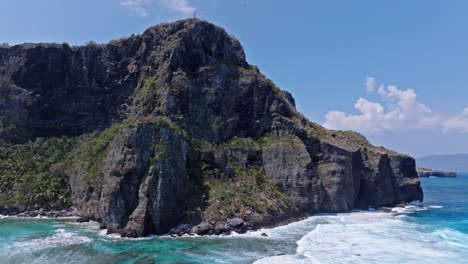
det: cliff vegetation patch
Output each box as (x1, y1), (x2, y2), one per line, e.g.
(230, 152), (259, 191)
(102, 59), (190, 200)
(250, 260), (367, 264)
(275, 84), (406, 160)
(0, 137), (77, 209)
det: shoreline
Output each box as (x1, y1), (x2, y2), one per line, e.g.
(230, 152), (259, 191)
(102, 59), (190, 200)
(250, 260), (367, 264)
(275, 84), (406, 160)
(1, 180), (465, 264)
(0, 208), (76, 219)
(0, 203), (419, 239)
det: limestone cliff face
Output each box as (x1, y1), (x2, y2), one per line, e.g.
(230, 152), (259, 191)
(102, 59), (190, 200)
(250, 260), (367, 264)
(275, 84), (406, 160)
(0, 19), (423, 237)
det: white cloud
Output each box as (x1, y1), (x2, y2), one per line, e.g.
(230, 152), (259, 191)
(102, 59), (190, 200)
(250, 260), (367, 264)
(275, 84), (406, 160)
(325, 98), (390, 134)
(442, 108), (468, 133)
(160, 0), (195, 15)
(365, 76), (376, 92)
(120, 0), (195, 16)
(120, 0), (152, 17)
(323, 76), (468, 134)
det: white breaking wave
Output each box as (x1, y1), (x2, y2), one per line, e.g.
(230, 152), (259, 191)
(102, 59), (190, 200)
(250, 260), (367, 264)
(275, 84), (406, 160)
(6, 228), (92, 252)
(228, 215), (325, 240)
(96, 228), (154, 241)
(0, 227), (95, 264)
(254, 208), (468, 264)
(73, 221), (153, 241)
(98, 229), (123, 239)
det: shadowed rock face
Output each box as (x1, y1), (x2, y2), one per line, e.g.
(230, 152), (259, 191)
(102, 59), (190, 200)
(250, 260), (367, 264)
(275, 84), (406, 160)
(0, 19), (423, 237)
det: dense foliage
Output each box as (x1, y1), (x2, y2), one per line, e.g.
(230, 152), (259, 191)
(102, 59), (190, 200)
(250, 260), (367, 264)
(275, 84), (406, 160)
(0, 137), (77, 209)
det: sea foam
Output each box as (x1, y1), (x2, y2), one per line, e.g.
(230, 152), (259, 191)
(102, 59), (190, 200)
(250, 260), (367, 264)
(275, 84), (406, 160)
(254, 208), (468, 264)
(13, 228), (93, 250)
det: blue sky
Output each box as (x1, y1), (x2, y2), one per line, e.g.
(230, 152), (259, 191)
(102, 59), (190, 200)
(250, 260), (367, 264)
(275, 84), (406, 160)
(1, 0), (467, 157)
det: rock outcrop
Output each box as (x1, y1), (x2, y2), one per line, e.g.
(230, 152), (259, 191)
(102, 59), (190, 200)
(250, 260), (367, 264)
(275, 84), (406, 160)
(417, 167), (457, 178)
(0, 19), (423, 237)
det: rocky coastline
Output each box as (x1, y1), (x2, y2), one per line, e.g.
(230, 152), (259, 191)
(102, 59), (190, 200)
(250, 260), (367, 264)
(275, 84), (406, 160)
(417, 167), (457, 178)
(0, 208), (75, 218)
(0, 18), (423, 238)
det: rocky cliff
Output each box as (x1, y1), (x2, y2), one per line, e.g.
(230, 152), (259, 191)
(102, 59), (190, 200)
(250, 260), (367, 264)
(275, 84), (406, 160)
(0, 19), (423, 237)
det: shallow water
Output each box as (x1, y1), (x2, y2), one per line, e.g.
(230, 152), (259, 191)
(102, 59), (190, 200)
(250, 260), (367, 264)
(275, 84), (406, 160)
(1, 174), (467, 263)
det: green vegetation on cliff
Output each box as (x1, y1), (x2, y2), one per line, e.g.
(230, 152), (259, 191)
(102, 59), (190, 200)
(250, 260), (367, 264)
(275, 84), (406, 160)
(0, 117), (15, 136)
(153, 116), (188, 140)
(0, 137), (77, 209)
(0, 122), (128, 209)
(187, 134), (296, 222)
(222, 133), (300, 149)
(0, 113), (192, 211)
(65, 124), (124, 185)
(203, 165), (289, 222)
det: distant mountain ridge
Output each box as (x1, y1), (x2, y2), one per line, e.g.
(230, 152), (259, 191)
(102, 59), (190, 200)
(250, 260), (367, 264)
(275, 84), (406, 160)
(417, 154), (468, 172)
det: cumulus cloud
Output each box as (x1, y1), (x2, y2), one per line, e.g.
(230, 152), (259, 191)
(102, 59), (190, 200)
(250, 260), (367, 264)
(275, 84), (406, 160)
(323, 77), (468, 134)
(120, 0), (195, 17)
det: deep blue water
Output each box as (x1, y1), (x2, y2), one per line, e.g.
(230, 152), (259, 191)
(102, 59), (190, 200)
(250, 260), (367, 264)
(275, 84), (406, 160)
(409, 173), (468, 234)
(0, 174), (467, 263)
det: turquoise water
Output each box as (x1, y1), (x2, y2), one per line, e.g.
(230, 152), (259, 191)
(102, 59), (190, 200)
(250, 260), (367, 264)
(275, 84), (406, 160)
(1, 174), (467, 264)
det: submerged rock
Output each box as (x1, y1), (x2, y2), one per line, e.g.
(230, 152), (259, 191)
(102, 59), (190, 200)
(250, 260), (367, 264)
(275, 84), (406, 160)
(0, 18), (423, 237)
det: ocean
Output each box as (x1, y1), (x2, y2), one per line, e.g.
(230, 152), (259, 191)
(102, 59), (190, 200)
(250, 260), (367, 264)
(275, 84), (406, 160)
(1, 174), (467, 264)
